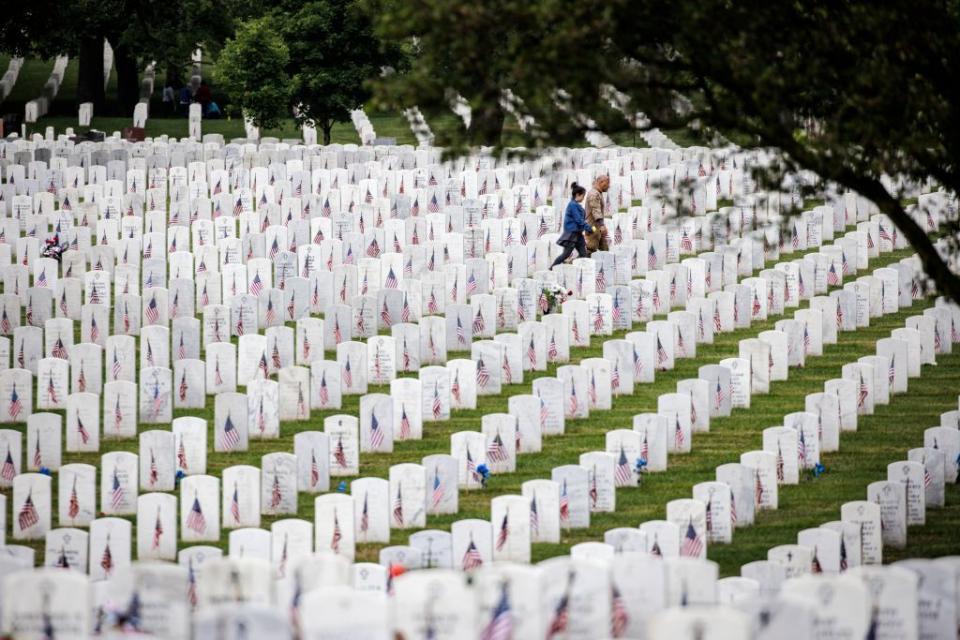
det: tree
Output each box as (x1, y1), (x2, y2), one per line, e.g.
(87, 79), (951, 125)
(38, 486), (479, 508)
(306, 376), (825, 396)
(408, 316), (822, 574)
(0, 0), (237, 115)
(216, 0), (403, 144)
(367, 0), (960, 301)
(214, 19), (292, 130)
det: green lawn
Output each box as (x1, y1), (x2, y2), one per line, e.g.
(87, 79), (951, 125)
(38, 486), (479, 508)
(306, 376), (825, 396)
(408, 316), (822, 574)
(3, 239), (958, 575)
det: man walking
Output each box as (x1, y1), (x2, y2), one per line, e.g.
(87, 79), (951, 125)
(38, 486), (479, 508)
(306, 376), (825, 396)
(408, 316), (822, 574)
(584, 175), (610, 255)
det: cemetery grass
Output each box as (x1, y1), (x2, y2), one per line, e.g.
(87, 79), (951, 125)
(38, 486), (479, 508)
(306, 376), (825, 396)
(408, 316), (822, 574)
(6, 244), (959, 576)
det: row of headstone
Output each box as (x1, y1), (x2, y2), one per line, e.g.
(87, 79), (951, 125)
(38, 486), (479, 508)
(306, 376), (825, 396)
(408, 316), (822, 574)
(23, 56), (70, 125)
(0, 256), (933, 582)
(2, 534), (957, 638)
(350, 110), (376, 146)
(0, 57), (24, 103)
(403, 107), (434, 147)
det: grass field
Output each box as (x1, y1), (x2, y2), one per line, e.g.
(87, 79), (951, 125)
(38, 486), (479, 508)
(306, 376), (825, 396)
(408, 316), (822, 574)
(3, 239), (957, 576)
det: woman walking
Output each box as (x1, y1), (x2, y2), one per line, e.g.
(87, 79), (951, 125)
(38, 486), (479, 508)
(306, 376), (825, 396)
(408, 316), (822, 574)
(550, 183), (592, 269)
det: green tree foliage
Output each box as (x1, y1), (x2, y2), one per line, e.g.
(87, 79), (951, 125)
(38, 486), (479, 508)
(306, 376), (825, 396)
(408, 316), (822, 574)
(367, 0), (960, 300)
(0, 0), (237, 114)
(217, 0), (403, 143)
(213, 19), (291, 130)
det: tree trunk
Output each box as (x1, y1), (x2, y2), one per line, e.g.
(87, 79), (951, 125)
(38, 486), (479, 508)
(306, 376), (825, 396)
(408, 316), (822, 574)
(110, 40), (141, 116)
(322, 121), (333, 145)
(76, 36), (106, 112)
(165, 64), (183, 88)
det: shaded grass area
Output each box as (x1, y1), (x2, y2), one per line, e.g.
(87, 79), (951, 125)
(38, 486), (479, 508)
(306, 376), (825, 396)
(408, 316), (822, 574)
(4, 243), (959, 575)
(1, 58), (54, 109)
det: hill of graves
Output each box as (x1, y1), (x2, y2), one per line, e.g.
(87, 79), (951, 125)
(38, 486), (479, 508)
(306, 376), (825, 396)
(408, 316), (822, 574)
(0, 52), (959, 640)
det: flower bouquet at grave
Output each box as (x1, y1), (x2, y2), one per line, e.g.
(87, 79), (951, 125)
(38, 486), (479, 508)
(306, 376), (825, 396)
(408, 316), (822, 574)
(540, 283), (573, 315)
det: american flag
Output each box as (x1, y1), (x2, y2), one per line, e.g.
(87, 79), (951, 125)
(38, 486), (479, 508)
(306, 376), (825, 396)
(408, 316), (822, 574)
(568, 384), (579, 416)
(776, 444), (785, 482)
(179, 371), (189, 402)
(366, 238), (381, 258)
(90, 316), (100, 342)
(187, 493), (207, 534)
(836, 302), (844, 329)
(827, 263), (839, 286)
(0, 310), (9, 334)
(250, 271), (264, 296)
(433, 384), (442, 419)
(615, 446), (633, 486)
(680, 520), (703, 557)
(611, 364), (620, 393)
(8, 384), (22, 420)
(487, 432), (508, 462)
(77, 414), (90, 444)
(656, 336), (668, 368)
(369, 411), (384, 450)
(839, 536), (848, 571)
(798, 429), (807, 468)
(495, 512), (510, 551)
(858, 374), (869, 409)
(611, 584), (629, 638)
(153, 508), (164, 548)
(145, 296), (160, 324)
(539, 396), (550, 430)
(271, 473), (283, 509)
(220, 413), (240, 451)
(596, 266), (606, 292)
(176, 437), (189, 472)
(803, 325), (811, 352)
(888, 356), (896, 385)
(755, 470), (764, 507)
(397, 405), (411, 439)
(66, 476), (80, 519)
(589, 469), (599, 507)
(572, 317), (582, 343)
(473, 308), (485, 334)
(359, 492), (370, 536)
(457, 316), (467, 346)
(467, 272), (478, 296)
(331, 511), (343, 553)
(343, 359), (353, 389)
(144, 448), (158, 487)
(548, 334), (559, 361)
(589, 372), (598, 406)
(674, 415), (685, 449)
(101, 536), (114, 575)
(393, 484), (404, 526)
(431, 468), (444, 510)
(546, 586), (570, 638)
(265, 298), (276, 325)
(1, 446), (16, 481)
(730, 492), (737, 526)
(647, 244), (657, 270)
(52, 336), (68, 359)
(18, 491), (39, 530)
(559, 480), (570, 524)
(593, 305), (604, 334)
(480, 584), (513, 640)
(111, 467), (125, 510)
(879, 224), (892, 242)
(334, 435), (348, 468)
(462, 537), (483, 570)
(477, 357), (491, 390)
(36, 268), (47, 288)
